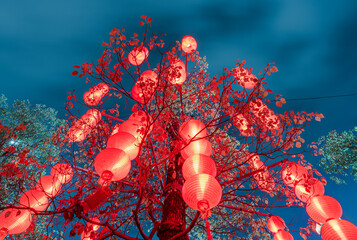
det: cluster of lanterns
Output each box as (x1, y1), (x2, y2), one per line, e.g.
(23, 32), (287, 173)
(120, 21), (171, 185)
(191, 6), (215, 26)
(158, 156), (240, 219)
(248, 154), (275, 192)
(0, 164), (73, 239)
(250, 99), (280, 130)
(67, 109), (102, 142)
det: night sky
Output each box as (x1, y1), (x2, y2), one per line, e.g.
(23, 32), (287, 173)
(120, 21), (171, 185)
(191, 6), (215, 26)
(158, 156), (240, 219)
(1, 1), (357, 239)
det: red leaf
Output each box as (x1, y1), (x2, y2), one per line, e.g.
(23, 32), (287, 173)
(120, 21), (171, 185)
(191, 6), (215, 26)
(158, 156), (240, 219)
(102, 42), (108, 47)
(72, 70), (78, 76)
(73, 65), (80, 69)
(141, 15), (147, 19)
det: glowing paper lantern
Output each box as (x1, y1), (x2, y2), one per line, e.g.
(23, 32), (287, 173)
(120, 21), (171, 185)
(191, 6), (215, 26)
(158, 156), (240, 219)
(233, 114), (253, 136)
(94, 148), (131, 181)
(0, 208), (32, 235)
(81, 217), (101, 239)
(182, 174), (222, 211)
(306, 195), (343, 223)
(281, 162), (308, 187)
(118, 120), (147, 142)
(128, 46), (149, 66)
(180, 139), (212, 160)
(295, 178), (325, 203)
(267, 216), (286, 233)
(129, 110), (153, 132)
(138, 70), (158, 84)
(168, 59), (187, 85)
(51, 163), (73, 184)
(83, 83), (109, 106)
(249, 99), (280, 130)
(132, 84), (146, 104)
(36, 175), (62, 197)
(20, 190), (49, 212)
(273, 230), (294, 240)
(321, 219), (357, 240)
(107, 132), (140, 160)
(182, 35), (197, 53)
(179, 119), (207, 141)
(234, 67), (258, 89)
(67, 109), (102, 142)
(182, 154), (217, 180)
(67, 125), (90, 142)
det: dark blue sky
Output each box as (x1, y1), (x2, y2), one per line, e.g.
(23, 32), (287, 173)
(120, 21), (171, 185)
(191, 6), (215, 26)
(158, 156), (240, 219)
(1, 1), (357, 239)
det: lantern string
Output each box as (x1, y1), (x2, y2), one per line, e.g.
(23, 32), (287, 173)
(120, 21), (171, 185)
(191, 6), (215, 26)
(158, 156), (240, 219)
(283, 93), (357, 102)
(101, 112), (125, 122)
(205, 218), (213, 240)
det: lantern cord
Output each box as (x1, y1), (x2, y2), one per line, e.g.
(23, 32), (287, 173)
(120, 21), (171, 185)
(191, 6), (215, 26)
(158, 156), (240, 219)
(205, 218), (213, 240)
(101, 112), (125, 122)
(218, 204), (271, 217)
(284, 93), (357, 102)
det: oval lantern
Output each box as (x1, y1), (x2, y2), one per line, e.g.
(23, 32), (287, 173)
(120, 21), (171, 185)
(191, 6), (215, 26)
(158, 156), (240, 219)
(20, 190), (49, 212)
(180, 139), (212, 160)
(267, 216), (286, 233)
(94, 148), (131, 182)
(128, 46), (149, 66)
(0, 208), (32, 235)
(138, 70), (158, 85)
(118, 120), (147, 142)
(306, 195), (343, 223)
(295, 178), (325, 203)
(67, 125), (89, 142)
(107, 132), (140, 160)
(168, 59), (187, 85)
(129, 111), (153, 132)
(273, 230), (294, 240)
(81, 109), (102, 128)
(132, 84), (146, 104)
(36, 175), (62, 198)
(179, 119), (207, 141)
(281, 162), (308, 187)
(182, 35), (197, 53)
(182, 154), (217, 180)
(51, 163), (73, 184)
(83, 83), (109, 106)
(182, 174), (222, 211)
(234, 67), (258, 89)
(321, 219), (357, 240)
(233, 114), (253, 136)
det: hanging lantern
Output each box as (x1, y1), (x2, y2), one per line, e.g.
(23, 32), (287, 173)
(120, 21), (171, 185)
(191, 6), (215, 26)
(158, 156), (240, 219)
(181, 35), (197, 53)
(51, 163), (73, 184)
(306, 195), (343, 223)
(81, 217), (101, 240)
(107, 132), (140, 160)
(321, 219), (357, 240)
(0, 208), (32, 235)
(36, 175), (62, 198)
(128, 46), (149, 66)
(67, 125), (90, 142)
(295, 178), (325, 203)
(182, 174), (222, 211)
(20, 190), (49, 212)
(138, 70), (158, 85)
(281, 162), (308, 187)
(179, 119), (207, 141)
(83, 83), (109, 106)
(250, 99), (280, 130)
(233, 114), (253, 136)
(132, 84), (146, 104)
(234, 67), (258, 89)
(267, 216), (286, 233)
(129, 110), (153, 132)
(180, 139), (212, 160)
(118, 120), (147, 142)
(80, 109), (102, 128)
(94, 148), (131, 182)
(182, 154), (217, 180)
(273, 230), (294, 240)
(168, 59), (187, 85)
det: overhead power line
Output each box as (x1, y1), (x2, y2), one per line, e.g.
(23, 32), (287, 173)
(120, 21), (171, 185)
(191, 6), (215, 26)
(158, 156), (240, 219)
(286, 93), (357, 102)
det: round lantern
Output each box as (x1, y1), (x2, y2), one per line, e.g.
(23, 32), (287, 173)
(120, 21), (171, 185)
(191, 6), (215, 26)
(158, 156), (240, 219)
(267, 216), (286, 233)
(132, 84), (146, 104)
(83, 83), (109, 106)
(182, 174), (222, 211)
(233, 114), (253, 136)
(321, 219), (357, 240)
(107, 132), (140, 160)
(51, 163), (73, 184)
(306, 195), (343, 223)
(36, 175), (62, 197)
(94, 148), (131, 181)
(168, 59), (187, 85)
(295, 178), (325, 203)
(179, 119), (207, 141)
(138, 70), (158, 85)
(129, 111), (153, 132)
(182, 35), (197, 53)
(273, 230), (294, 240)
(182, 154), (217, 180)
(128, 46), (149, 66)
(234, 67), (258, 89)
(180, 139), (212, 160)
(281, 162), (308, 187)
(0, 208), (32, 235)
(118, 120), (147, 142)
(20, 190), (49, 212)
(67, 125), (89, 142)
(81, 109), (102, 128)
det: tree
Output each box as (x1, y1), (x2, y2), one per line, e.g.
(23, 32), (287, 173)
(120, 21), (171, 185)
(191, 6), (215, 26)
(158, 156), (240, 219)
(317, 127), (357, 184)
(1, 17), (337, 240)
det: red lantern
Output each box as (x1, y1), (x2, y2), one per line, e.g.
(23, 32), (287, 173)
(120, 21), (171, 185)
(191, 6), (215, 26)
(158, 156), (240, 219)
(234, 67), (258, 89)
(273, 230), (294, 240)
(94, 148), (131, 181)
(118, 120), (147, 142)
(36, 175), (62, 197)
(295, 178), (325, 203)
(0, 208), (32, 234)
(233, 114), (253, 136)
(180, 139), (212, 160)
(179, 119), (207, 141)
(182, 35), (197, 53)
(267, 216), (286, 233)
(306, 195), (343, 223)
(250, 99), (280, 130)
(321, 219), (357, 240)
(182, 154), (217, 180)
(67, 126), (89, 142)
(20, 190), (49, 212)
(107, 132), (140, 160)
(83, 83), (109, 106)
(138, 70), (158, 85)
(51, 163), (73, 184)
(129, 110), (153, 132)
(281, 162), (308, 187)
(132, 84), (146, 104)
(128, 46), (149, 66)
(168, 59), (187, 85)
(182, 174), (222, 211)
